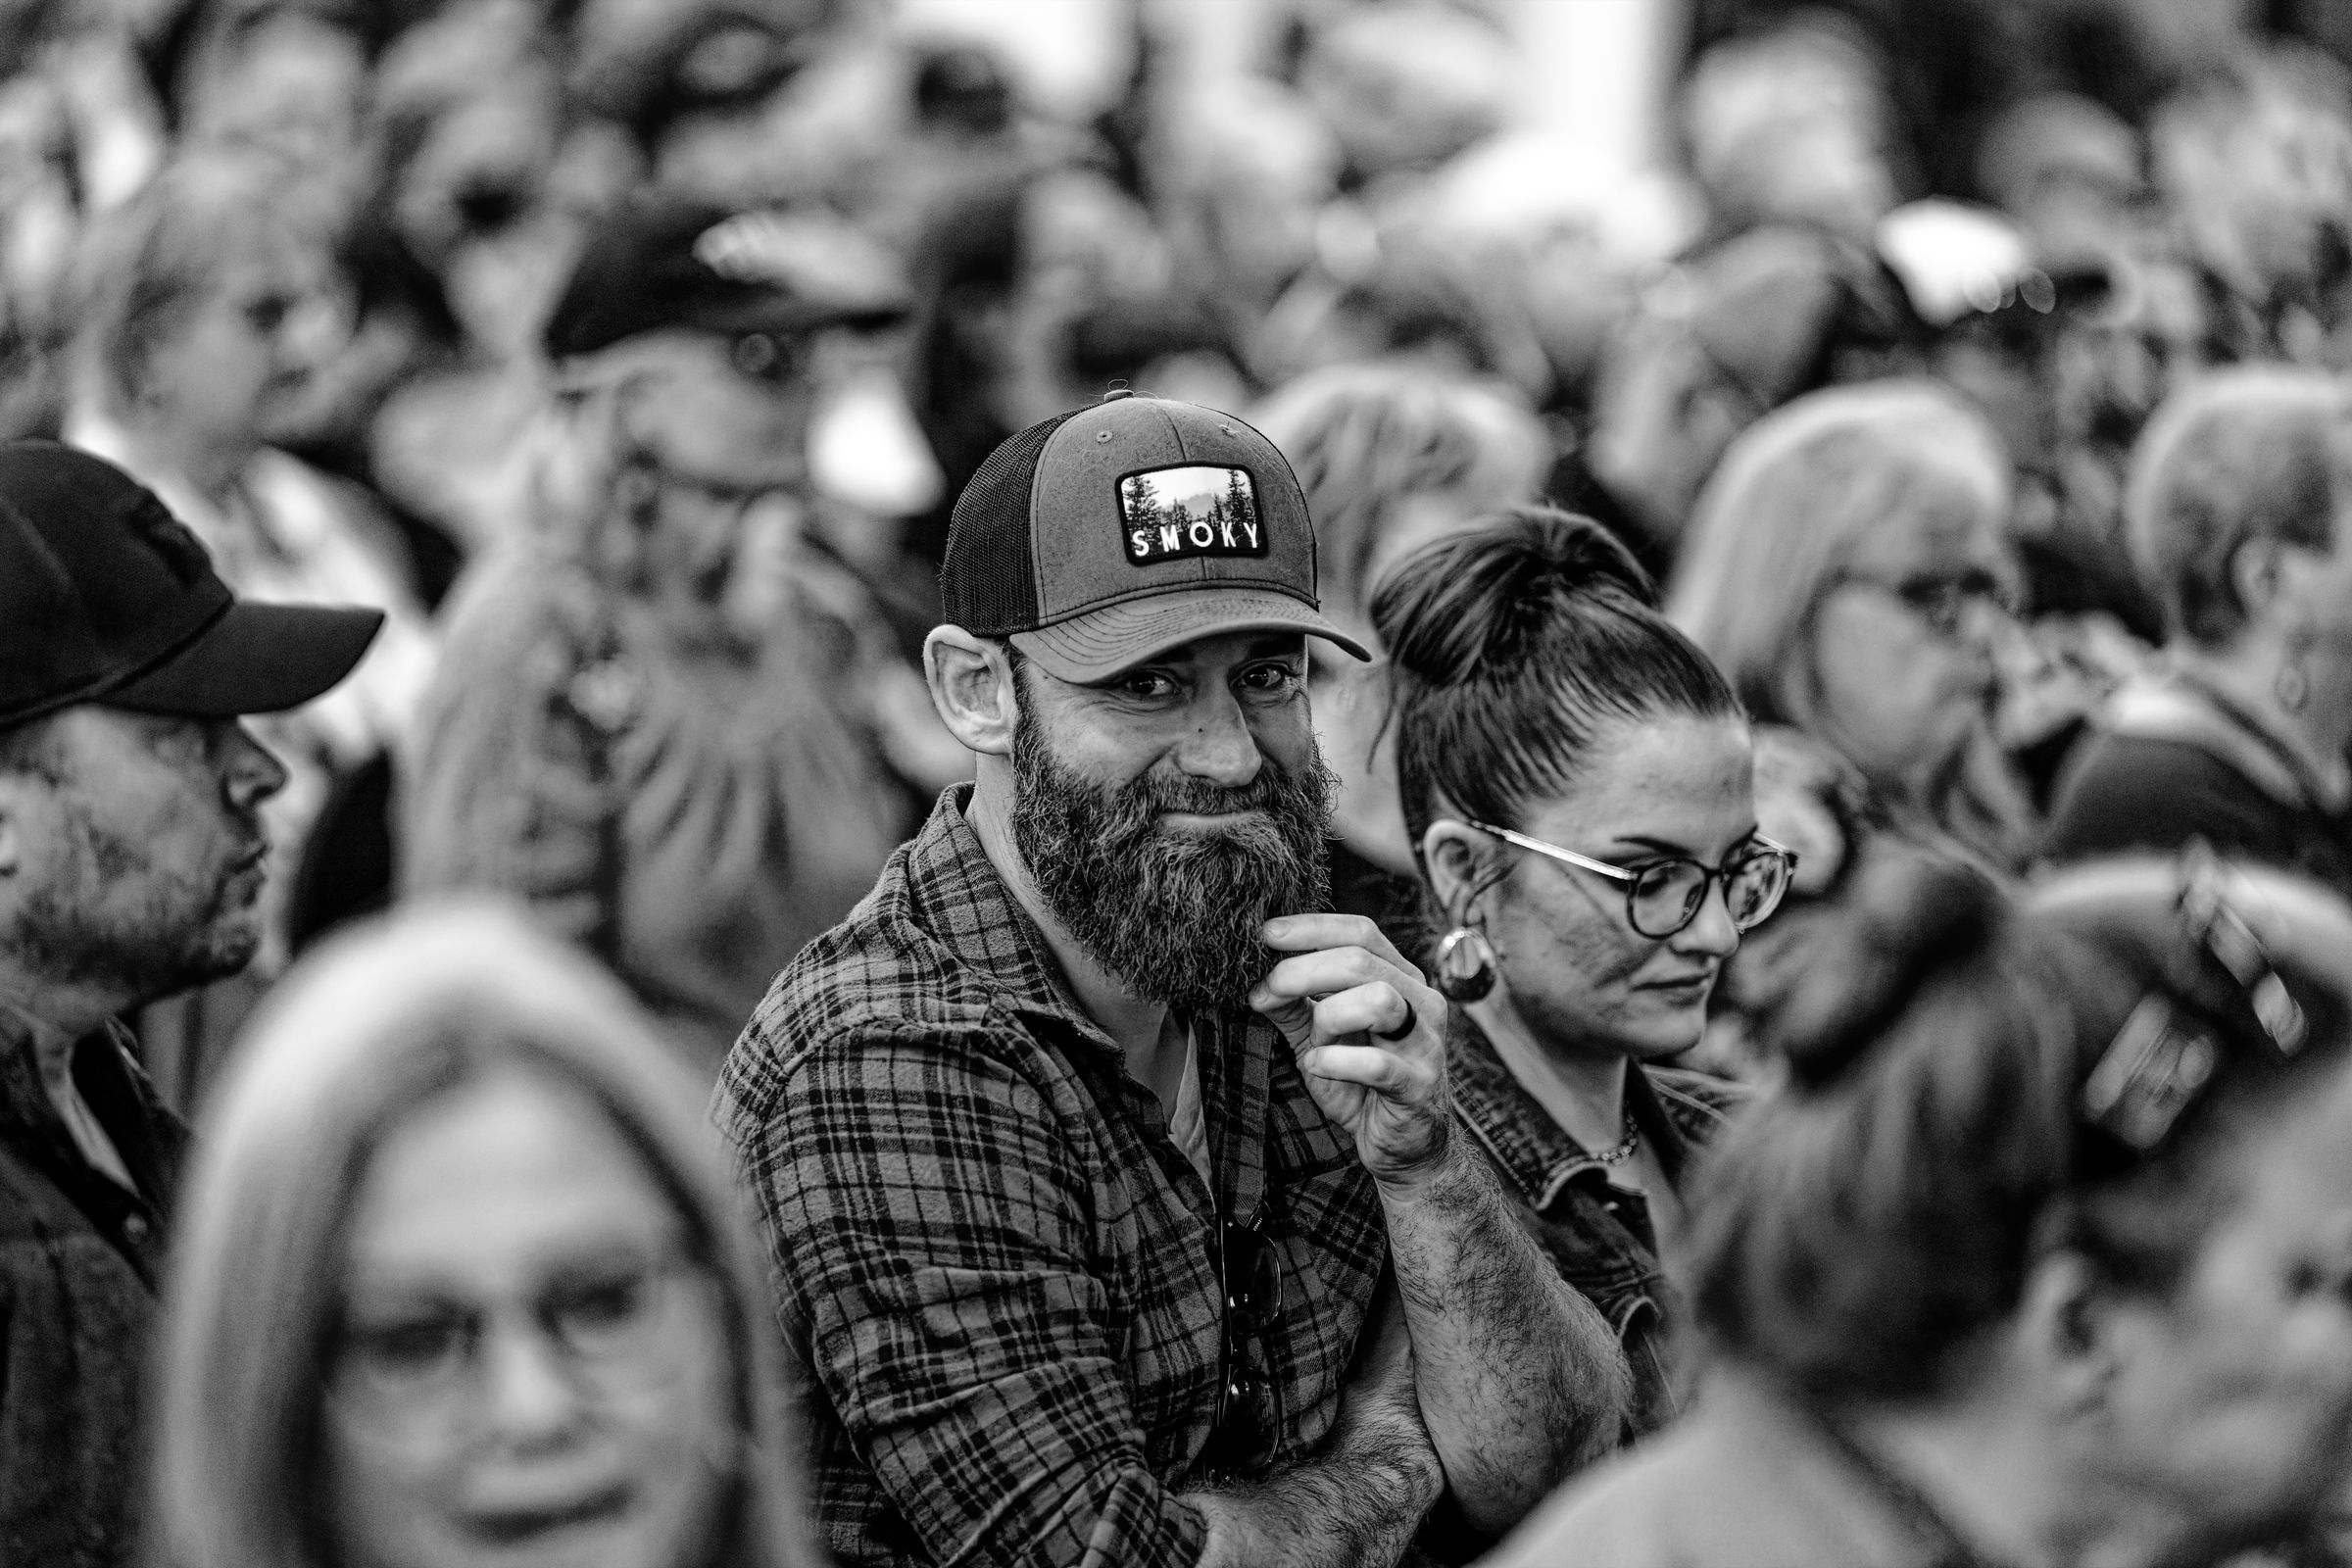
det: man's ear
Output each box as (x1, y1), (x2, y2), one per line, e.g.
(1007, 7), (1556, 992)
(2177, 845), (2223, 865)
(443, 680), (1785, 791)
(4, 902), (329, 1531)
(2015, 1250), (2122, 1423)
(924, 626), (1020, 760)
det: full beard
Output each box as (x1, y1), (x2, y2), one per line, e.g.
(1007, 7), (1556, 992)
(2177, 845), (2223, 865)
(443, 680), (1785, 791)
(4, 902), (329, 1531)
(1011, 711), (1335, 1013)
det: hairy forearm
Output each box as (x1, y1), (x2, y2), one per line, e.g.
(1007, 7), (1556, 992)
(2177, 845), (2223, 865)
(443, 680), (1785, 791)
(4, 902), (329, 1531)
(1381, 1139), (1633, 1534)
(1188, 1394), (1444, 1568)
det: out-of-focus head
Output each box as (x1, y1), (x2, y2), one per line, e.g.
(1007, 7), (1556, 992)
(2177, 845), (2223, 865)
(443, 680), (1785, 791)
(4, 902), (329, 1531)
(152, 901), (814, 1568)
(1585, 222), (1861, 544)
(72, 149), (339, 455)
(1157, 77), (1340, 303)
(1250, 364), (1547, 640)
(370, 0), (565, 274)
(0, 440), (376, 1011)
(178, 10), (368, 196)
(1690, 852), (2352, 1557)
(1680, 11), (1899, 238)
(2153, 48), (2352, 305)
(1298, 1), (1511, 182)
(539, 194), (911, 626)
(1378, 508), (1765, 1058)
(2124, 365), (2352, 658)
(1669, 379), (2016, 798)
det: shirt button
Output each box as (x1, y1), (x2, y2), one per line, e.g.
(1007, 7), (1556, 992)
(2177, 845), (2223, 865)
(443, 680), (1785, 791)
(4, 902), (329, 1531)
(122, 1214), (149, 1243)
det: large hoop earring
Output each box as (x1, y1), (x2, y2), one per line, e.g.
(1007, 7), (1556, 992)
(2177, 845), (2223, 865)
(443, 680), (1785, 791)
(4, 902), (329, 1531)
(1434, 926), (1498, 1003)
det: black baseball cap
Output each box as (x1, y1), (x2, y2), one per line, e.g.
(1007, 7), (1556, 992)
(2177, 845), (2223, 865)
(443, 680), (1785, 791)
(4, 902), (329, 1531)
(940, 391), (1370, 682)
(0, 441), (382, 728)
(544, 194), (914, 360)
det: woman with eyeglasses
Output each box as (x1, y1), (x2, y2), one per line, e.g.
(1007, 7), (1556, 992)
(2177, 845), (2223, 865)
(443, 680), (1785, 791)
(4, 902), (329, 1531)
(1668, 378), (2035, 874)
(1373, 507), (1792, 1455)
(1488, 852), (2352, 1568)
(147, 901), (816, 1568)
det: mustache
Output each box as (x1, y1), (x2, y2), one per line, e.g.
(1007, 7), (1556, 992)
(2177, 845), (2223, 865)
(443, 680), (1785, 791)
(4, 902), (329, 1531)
(1118, 768), (1298, 819)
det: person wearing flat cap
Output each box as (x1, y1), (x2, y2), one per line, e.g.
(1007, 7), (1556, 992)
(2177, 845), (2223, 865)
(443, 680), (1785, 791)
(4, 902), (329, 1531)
(717, 393), (1631, 1568)
(0, 440), (378, 1567)
(402, 193), (930, 1073)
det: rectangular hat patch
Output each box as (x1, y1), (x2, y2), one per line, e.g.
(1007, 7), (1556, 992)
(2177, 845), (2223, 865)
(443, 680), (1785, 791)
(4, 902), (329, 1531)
(1118, 465), (1267, 564)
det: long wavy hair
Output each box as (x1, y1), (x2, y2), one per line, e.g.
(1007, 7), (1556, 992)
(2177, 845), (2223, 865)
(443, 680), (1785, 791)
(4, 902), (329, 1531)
(149, 899), (817, 1568)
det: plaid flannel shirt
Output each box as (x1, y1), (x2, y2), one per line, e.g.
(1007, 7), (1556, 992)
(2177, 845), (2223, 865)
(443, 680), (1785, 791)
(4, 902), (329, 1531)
(716, 786), (1388, 1568)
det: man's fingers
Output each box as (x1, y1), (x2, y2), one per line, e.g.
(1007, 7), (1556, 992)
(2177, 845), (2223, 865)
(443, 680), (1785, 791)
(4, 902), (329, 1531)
(1261, 913), (1426, 985)
(1251, 947), (1430, 1016)
(1299, 1042), (1427, 1096)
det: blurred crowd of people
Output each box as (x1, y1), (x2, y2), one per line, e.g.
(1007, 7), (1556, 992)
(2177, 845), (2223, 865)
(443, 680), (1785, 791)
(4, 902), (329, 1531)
(18, 0), (2352, 1564)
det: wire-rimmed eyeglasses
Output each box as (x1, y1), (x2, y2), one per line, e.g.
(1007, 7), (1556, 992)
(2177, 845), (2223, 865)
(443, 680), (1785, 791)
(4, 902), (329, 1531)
(1462, 820), (1799, 940)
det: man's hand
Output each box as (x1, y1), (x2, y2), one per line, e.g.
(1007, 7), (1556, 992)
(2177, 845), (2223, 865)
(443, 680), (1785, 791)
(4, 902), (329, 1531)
(1249, 914), (1451, 1186)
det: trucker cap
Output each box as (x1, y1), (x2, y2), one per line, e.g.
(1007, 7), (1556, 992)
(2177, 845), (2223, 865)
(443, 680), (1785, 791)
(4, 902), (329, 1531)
(544, 193), (915, 360)
(0, 441), (382, 728)
(939, 391), (1371, 682)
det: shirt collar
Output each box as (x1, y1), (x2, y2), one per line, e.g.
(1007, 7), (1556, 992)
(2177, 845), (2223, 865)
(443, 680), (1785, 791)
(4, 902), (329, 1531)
(903, 784), (1129, 1061)
(904, 785), (1282, 1218)
(1447, 1015), (1701, 1210)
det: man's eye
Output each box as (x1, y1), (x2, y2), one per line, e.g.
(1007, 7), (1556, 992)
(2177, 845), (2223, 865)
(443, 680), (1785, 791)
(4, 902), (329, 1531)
(1118, 671), (1179, 700)
(1239, 663), (1303, 695)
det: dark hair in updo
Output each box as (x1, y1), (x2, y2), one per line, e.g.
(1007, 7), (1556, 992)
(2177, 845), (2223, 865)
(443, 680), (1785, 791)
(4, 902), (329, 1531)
(1689, 853), (2352, 1404)
(1371, 506), (1743, 867)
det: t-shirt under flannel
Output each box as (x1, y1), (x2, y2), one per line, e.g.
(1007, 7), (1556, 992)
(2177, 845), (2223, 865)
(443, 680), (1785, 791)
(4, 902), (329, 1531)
(715, 785), (1388, 1568)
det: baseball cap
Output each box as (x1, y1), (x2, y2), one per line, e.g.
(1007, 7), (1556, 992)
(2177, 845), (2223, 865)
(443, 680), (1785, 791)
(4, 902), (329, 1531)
(940, 391), (1371, 682)
(0, 441), (382, 728)
(544, 193), (914, 360)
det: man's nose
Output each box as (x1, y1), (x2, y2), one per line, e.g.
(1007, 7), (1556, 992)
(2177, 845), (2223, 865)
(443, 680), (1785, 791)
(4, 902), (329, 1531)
(220, 722), (289, 812)
(1173, 687), (1265, 789)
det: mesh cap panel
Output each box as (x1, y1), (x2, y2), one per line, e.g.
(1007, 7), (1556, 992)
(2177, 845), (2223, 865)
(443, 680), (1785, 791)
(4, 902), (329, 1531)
(940, 409), (1078, 635)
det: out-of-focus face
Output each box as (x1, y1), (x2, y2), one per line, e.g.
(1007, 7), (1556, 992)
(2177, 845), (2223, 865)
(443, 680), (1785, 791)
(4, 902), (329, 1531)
(1801, 461), (2017, 793)
(138, 220), (332, 457)
(187, 17), (367, 185)
(599, 328), (820, 635)
(0, 710), (282, 1006)
(2095, 1059), (2352, 1552)
(1482, 713), (1758, 1060)
(2166, 85), (2352, 301)
(322, 1064), (739, 1568)
(2275, 474), (2352, 728)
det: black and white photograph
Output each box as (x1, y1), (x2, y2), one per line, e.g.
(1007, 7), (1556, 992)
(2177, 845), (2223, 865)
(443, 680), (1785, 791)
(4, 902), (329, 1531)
(8, 1), (2352, 1566)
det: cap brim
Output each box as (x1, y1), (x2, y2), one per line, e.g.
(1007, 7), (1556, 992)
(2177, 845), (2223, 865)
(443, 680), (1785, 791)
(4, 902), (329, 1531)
(103, 601), (383, 718)
(1011, 589), (1371, 684)
(701, 288), (913, 340)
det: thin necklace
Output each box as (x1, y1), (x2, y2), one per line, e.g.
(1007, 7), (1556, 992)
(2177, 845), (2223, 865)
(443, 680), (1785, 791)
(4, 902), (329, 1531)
(1592, 1110), (1641, 1166)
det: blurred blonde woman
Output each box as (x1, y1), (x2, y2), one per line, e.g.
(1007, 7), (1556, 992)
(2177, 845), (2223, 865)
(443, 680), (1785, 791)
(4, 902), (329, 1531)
(1670, 378), (2035, 871)
(150, 900), (815, 1568)
(1251, 364), (1548, 927)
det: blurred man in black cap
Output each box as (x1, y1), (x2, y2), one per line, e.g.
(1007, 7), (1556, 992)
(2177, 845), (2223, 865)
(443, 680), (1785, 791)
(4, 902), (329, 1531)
(403, 193), (935, 1072)
(0, 439), (379, 1567)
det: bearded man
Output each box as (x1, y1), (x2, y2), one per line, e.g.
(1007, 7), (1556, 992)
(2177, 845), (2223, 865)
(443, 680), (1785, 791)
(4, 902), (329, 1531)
(718, 392), (1629, 1568)
(0, 440), (379, 1565)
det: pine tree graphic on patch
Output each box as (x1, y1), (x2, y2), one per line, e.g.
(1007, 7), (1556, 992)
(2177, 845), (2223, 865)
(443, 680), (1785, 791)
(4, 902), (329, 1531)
(1119, 466), (1268, 564)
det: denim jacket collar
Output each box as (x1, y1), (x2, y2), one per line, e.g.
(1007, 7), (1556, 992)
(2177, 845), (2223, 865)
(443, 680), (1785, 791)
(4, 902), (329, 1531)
(1447, 1012), (1721, 1211)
